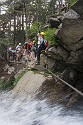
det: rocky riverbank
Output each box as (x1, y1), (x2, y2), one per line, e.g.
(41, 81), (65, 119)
(13, 69), (83, 107)
(0, 60), (25, 90)
(0, 56), (83, 107)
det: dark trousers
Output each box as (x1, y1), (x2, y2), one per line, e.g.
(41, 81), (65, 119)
(37, 42), (46, 62)
(37, 47), (42, 62)
(33, 50), (37, 58)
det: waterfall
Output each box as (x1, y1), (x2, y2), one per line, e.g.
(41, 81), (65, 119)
(0, 90), (83, 125)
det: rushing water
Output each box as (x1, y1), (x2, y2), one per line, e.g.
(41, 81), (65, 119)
(0, 90), (83, 125)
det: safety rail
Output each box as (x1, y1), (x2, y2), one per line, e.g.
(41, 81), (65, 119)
(38, 65), (83, 97)
(46, 68), (83, 97)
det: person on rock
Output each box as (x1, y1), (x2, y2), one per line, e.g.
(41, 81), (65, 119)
(36, 32), (46, 65)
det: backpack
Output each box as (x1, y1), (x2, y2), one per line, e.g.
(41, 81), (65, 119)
(40, 40), (46, 50)
(43, 40), (48, 48)
(45, 41), (48, 48)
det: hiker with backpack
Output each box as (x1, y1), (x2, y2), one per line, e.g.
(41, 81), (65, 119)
(35, 32), (47, 65)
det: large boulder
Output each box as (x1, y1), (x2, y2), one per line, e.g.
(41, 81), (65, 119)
(71, 0), (83, 16)
(49, 17), (61, 28)
(13, 71), (46, 97)
(54, 0), (83, 71)
(47, 46), (69, 61)
(56, 9), (82, 47)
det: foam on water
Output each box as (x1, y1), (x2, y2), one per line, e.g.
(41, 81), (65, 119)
(0, 91), (83, 125)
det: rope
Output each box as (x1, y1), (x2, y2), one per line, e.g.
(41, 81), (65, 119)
(45, 68), (83, 97)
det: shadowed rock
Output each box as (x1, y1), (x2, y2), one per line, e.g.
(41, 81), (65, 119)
(49, 17), (61, 28)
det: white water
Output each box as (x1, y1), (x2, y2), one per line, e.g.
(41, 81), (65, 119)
(0, 90), (83, 125)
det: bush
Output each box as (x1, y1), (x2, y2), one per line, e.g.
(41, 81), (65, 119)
(0, 80), (4, 90)
(67, 0), (77, 8)
(28, 23), (57, 45)
(44, 28), (57, 45)
(0, 38), (9, 46)
(70, 0), (77, 6)
(28, 22), (43, 38)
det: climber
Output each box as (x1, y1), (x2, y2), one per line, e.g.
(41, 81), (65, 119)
(36, 32), (46, 65)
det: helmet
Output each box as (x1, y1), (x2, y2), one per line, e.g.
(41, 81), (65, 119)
(24, 42), (27, 45)
(19, 43), (21, 45)
(40, 32), (45, 36)
(33, 40), (36, 43)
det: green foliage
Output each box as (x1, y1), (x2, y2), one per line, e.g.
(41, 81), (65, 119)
(0, 74), (15, 90)
(70, 0), (77, 6)
(44, 28), (57, 45)
(0, 72), (25, 90)
(28, 23), (57, 45)
(0, 80), (4, 90)
(28, 22), (43, 38)
(0, 38), (9, 46)
(65, 0), (77, 8)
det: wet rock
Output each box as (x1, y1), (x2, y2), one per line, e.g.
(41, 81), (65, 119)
(36, 78), (72, 105)
(67, 93), (79, 106)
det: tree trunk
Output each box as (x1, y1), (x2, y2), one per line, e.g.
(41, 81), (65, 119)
(24, 2), (28, 42)
(14, 12), (16, 46)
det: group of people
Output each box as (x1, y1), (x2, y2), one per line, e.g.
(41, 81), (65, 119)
(8, 43), (22, 62)
(8, 31), (48, 65)
(23, 39), (37, 61)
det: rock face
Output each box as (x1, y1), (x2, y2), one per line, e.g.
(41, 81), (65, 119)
(43, 0), (83, 96)
(71, 0), (83, 16)
(49, 17), (61, 28)
(55, 1), (83, 69)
